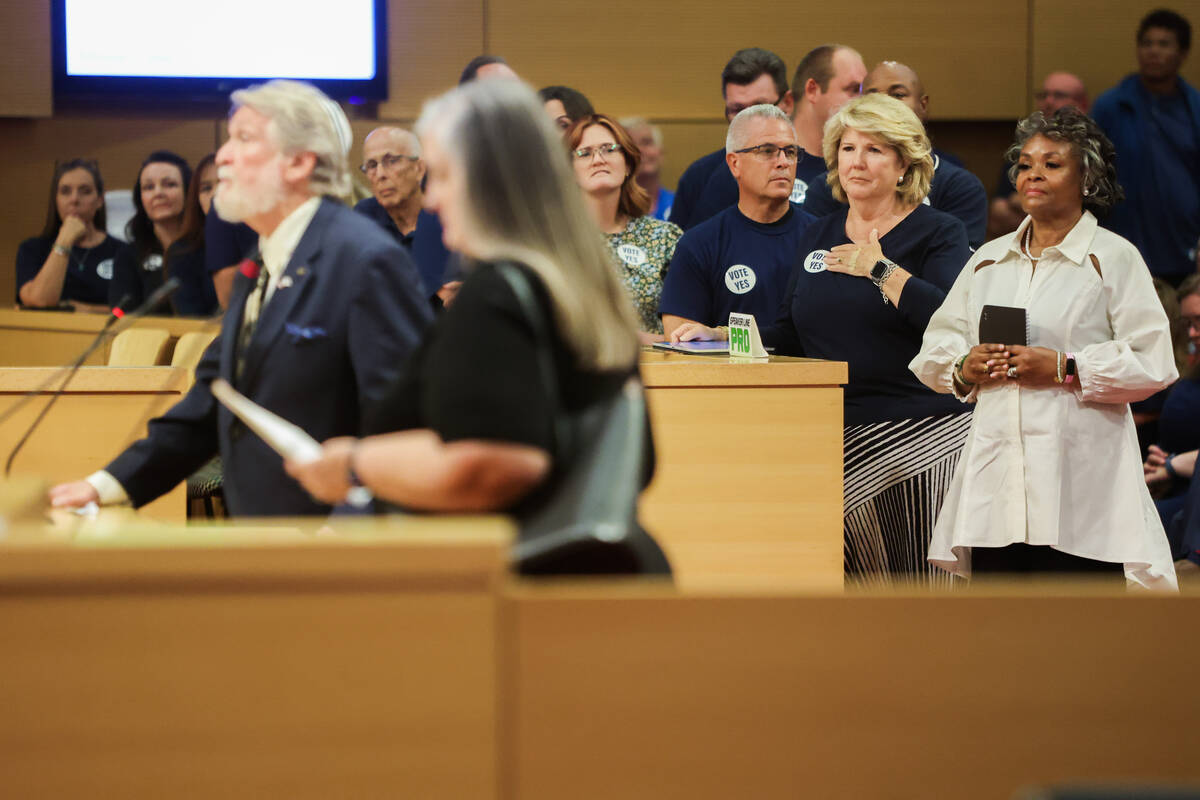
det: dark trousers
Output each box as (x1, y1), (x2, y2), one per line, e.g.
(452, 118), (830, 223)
(972, 543), (1125, 577)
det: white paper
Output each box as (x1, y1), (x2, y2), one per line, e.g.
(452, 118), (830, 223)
(211, 379), (323, 464)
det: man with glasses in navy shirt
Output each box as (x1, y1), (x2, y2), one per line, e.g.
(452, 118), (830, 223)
(669, 48), (794, 231)
(660, 105), (816, 336)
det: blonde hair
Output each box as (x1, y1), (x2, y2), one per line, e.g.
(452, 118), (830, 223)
(231, 80), (354, 200)
(822, 93), (933, 206)
(416, 80), (639, 370)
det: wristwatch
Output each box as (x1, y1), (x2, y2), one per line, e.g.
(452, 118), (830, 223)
(869, 258), (899, 287)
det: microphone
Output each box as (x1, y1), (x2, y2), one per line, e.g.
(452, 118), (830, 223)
(2, 278), (182, 476)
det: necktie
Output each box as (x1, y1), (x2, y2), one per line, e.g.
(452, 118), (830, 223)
(234, 263), (269, 382)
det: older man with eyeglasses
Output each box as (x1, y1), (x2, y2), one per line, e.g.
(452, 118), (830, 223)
(659, 105), (816, 336)
(354, 126), (459, 306)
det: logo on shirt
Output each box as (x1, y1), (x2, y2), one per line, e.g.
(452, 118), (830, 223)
(617, 244), (648, 266)
(790, 179), (808, 204)
(724, 265), (757, 294)
(96, 258), (114, 280)
(803, 250), (829, 273)
(142, 253), (164, 272)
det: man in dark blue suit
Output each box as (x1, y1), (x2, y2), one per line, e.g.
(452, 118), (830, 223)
(50, 80), (432, 516)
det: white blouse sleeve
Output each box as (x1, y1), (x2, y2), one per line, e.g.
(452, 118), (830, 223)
(909, 251), (978, 402)
(1076, 248), (1179, 404)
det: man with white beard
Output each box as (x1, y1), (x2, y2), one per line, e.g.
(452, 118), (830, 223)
(50, 80), (431, 516)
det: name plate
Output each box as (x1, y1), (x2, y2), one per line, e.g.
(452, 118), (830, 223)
(728, 312), (768, 359)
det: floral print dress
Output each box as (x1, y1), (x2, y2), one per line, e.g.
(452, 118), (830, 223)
(605, 214), (683, 334)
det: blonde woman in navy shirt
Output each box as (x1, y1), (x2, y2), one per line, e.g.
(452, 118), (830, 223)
(675, 93), (972, 584)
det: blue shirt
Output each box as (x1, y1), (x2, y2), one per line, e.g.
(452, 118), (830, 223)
(802, 156), (988, 249)
(1093, 74), (1200, 282)
(651, 186), (675, 221)
(764, 204), (971, 424)
(354, 196), (455, 298)
(204, 212), (258, 275)
(659, 205), (816, 327)
(670, 146), (826, 231)
(16, 234), (125, 307)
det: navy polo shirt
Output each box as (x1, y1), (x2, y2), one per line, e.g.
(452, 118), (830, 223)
(659, 205), (816, 328)
(204, 212), (258, 274)
(802, 155), (988, 249)
(354, 196), (455, 298)
(670, 146), (826, 231)
(764, 204), (970, 424)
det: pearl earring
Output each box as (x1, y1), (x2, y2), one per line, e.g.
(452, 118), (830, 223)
(1082, 187), (1091, 196)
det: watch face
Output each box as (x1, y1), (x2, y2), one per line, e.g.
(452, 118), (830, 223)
(870, 260), (887, 280)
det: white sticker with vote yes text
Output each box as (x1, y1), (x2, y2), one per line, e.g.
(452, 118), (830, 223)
(804, 250), (829, 273)
(724, 264), (756, 294)
(617, 244), (648, 266)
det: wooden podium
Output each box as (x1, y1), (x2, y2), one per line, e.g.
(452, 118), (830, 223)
(639, 350), (847, 590)
(0, 366), (189, 520)
(0, 308), (216, 366)
(0, 512), (512, 799)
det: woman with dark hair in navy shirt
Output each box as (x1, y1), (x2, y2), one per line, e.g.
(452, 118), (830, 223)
(161, 153), (219, 316)
(673, 94), (972, 584)
(108, 150), (193, 314)
(16, 158), (125, 312)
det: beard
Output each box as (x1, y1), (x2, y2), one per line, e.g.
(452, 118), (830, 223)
(213, 161), (285, 224)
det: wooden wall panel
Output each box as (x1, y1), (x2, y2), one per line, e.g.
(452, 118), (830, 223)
(488, 0), (1027, 121)
(1033, 0), (1200, 108)
(377, 0), (485, 118)
(0, 1), (51, 117)
(0, 116), (220, 302)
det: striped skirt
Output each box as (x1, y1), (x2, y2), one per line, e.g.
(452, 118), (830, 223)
(843, 411), (973, 586)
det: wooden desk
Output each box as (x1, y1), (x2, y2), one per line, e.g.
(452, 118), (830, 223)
(507, 581), (1200, 800)
(639, 350), (847, 590)
(0, 367), (189, 521)
(0, 513), (512, 800)
(0, 308), (218, 366)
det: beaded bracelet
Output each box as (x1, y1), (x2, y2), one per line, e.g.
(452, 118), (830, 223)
(1055, 351), (1064, 384)
(1165, 455), (1179, 481)
(953, 353), (972, 387)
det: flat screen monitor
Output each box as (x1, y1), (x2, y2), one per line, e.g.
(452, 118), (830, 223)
(52, 0), (388, 103)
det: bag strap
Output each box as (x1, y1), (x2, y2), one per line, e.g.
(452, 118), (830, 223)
(494, 262), (570, 461)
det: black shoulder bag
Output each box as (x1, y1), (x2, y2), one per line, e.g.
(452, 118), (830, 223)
(494, 263), (671, 577)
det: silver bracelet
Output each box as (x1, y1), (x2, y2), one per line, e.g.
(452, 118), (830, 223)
(52, 243), (71, 257)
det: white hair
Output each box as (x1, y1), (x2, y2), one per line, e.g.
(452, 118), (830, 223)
(364, 126), (422, 159)
(726, 104), (794, 153)
(230, 80), (353, 199)
(619, 116), (663, 148)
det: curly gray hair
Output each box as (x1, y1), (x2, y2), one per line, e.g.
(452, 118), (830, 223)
(1005, 107), (1123, 215)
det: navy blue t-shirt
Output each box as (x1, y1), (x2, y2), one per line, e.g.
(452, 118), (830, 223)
(659, 205), (816, 328)
(204, 212), (258, 274)
(354, 196), (456, 298)
(671, 146), (826, 231)
(15, 234), (125, 307)
(764, 204), (971, 424)
(802, 156), (988, 249)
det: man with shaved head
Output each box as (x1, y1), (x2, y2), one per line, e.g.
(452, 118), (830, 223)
(801, 60), (988, 248)
(354, 126), (456, 304)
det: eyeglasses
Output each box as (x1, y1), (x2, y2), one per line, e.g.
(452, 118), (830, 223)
(572, 143), (623, 161)
(1174, 314), (1200, 331)
(734, 143), (801, 162)
(359, 153), (419, 174)
(725, 95), (785, 121)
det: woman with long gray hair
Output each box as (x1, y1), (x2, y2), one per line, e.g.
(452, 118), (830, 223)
(911, 107), (1178, 588)
(285, 79), (670, 575)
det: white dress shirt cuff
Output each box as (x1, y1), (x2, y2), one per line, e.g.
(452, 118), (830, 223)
(85, 470), (131, 505)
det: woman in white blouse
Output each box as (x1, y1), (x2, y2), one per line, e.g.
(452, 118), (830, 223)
(910, 108), (1179, 589)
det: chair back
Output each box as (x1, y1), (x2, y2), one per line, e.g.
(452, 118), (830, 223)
(107, 328), (170, 366)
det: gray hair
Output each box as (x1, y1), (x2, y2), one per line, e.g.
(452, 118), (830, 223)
(416, 80), (639, 370)
(726, 104), (794, 153)
(364, 126), (422, 159)
(231, 80), (354, 199)
(1005, 108), (1123, 215)
(619, 116), (662, 148)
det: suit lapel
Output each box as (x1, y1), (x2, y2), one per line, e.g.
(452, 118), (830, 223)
(237, 199), (330, 391)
